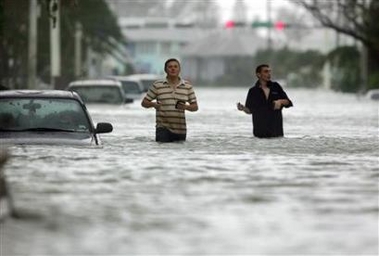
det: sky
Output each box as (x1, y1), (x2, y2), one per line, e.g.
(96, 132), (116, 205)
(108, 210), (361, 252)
(217, 0), (294, 22)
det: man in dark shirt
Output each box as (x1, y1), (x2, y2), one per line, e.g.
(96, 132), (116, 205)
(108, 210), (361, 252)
(237, 64), (293, 138)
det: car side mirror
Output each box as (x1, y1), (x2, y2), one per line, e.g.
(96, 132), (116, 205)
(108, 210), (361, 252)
(95, 122), (113, 134)
(125, 98), (134, 104)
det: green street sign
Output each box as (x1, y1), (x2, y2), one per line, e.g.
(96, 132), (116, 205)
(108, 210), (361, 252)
(252, 21), (273, 28)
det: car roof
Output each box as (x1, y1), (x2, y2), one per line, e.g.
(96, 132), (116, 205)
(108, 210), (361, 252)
(0, 90), (82, 101)
(107, 76), (141, 82)
(68, 79), (122, 87)
(126, 74), (162, 80)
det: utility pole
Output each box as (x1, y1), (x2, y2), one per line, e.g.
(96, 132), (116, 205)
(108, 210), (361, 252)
(360, 43), (368, 93)
(266, 0), (273, 64)
(86, 38), (94, 79)
(27, 0), (38, 89)
(74, 22), (83, 78)
(266, 0), (272, 50)
(359, 0), (369, 93)
(335, 0), (340, 47)
(50, 0), (61, 88)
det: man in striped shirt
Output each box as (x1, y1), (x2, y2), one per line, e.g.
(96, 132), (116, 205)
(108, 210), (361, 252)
(141, 58), (198, 142)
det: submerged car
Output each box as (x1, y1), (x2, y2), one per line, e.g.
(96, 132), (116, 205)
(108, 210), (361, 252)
(67, 79), (133, 105)
(366, 89), (379, 100)
(0, 90), (113, 145)
(125, 74), (162, 92)
(107, 76), (144, 100)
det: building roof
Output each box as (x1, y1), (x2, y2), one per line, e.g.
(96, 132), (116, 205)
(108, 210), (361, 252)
(181, 29), (267, 57)
(122, 28), (207, 43)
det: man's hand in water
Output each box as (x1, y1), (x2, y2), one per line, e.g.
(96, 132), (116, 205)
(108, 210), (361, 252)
(237, 102), (251, 114)
(237, 102), (244, 111)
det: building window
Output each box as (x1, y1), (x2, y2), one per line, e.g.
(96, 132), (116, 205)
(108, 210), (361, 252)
(161, 42), (171, 55)
(137, 42), (155, 55)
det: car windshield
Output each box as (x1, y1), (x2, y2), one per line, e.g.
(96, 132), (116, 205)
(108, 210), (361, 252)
(0, 98), (90, 132)
(69, 86), (123, 104)
(120, 81), (142, 94)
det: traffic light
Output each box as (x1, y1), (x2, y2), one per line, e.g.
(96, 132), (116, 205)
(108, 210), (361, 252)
(224, 20), (289, 30)
(224, 20), (246, 29)
(274, 21), (285, 31)
(224, 20), (235, 29)
(251, 21), (286, 31)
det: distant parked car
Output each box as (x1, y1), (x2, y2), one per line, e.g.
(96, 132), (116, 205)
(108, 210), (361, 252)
(107, 76), (144, 100)
(126, 74), (162, 92)
(365, 89), (379, 100)
(67, 79), (133, 105)
(0, 90), (113, 145)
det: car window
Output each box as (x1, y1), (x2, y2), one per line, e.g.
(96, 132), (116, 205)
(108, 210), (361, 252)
(69, 86), (123, 104)
(121, 81), (142, 94)
(0, 98), (90, 132)
(141, 79), (156, 91)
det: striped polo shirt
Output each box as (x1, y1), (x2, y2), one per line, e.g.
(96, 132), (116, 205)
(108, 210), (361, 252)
(144, 78), (197, 134)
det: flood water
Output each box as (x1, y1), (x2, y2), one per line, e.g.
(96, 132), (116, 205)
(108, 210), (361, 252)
(1, 87), (378, 255)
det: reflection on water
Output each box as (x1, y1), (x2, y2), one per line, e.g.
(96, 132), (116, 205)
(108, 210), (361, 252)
(1, 88), (378, 255)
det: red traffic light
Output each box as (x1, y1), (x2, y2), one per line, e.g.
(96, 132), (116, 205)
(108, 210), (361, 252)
(225, 20), (246, 29)
(225, 20), (235, 29)
(274, 21), (285, 31)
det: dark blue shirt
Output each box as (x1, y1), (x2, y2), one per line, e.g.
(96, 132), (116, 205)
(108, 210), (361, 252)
(245, 81), (293, 138)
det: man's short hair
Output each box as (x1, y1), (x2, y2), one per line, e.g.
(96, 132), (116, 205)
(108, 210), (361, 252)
(256, 64), (269, 74)
(164, 58), (181, 72)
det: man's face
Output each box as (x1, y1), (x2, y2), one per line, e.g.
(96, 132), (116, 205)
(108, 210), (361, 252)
(257, 67), (271, 82)
(166, 61), (181, 77)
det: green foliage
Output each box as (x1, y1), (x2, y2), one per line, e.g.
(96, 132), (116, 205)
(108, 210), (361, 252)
(327, 46), (360, 93)
(254, 48), (325, 88)
(368, 72), (379, 90)
(216, 47), (325, 88)
(217, 47), (325, 87)
(0, 0), (29, 88)
(0, 0), (126, 89)
(367, 49), (379, 90)
(72, 0), (125, 47)
(0, 0), (3, 38)
(296, 1), (379, 90)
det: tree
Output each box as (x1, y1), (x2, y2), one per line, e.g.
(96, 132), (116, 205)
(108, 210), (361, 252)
(327, 46), (360, 92)
(216, 48), (325, 87)
(275, 6), (310, 44)
(254, 47), (325, 88)
(0, 0), (127, 89)
(292, 0), (379, 90)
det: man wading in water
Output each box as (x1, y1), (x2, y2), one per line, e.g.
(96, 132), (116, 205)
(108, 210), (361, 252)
(141, 58), (198, 142)
(237, 64), (293, 138)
